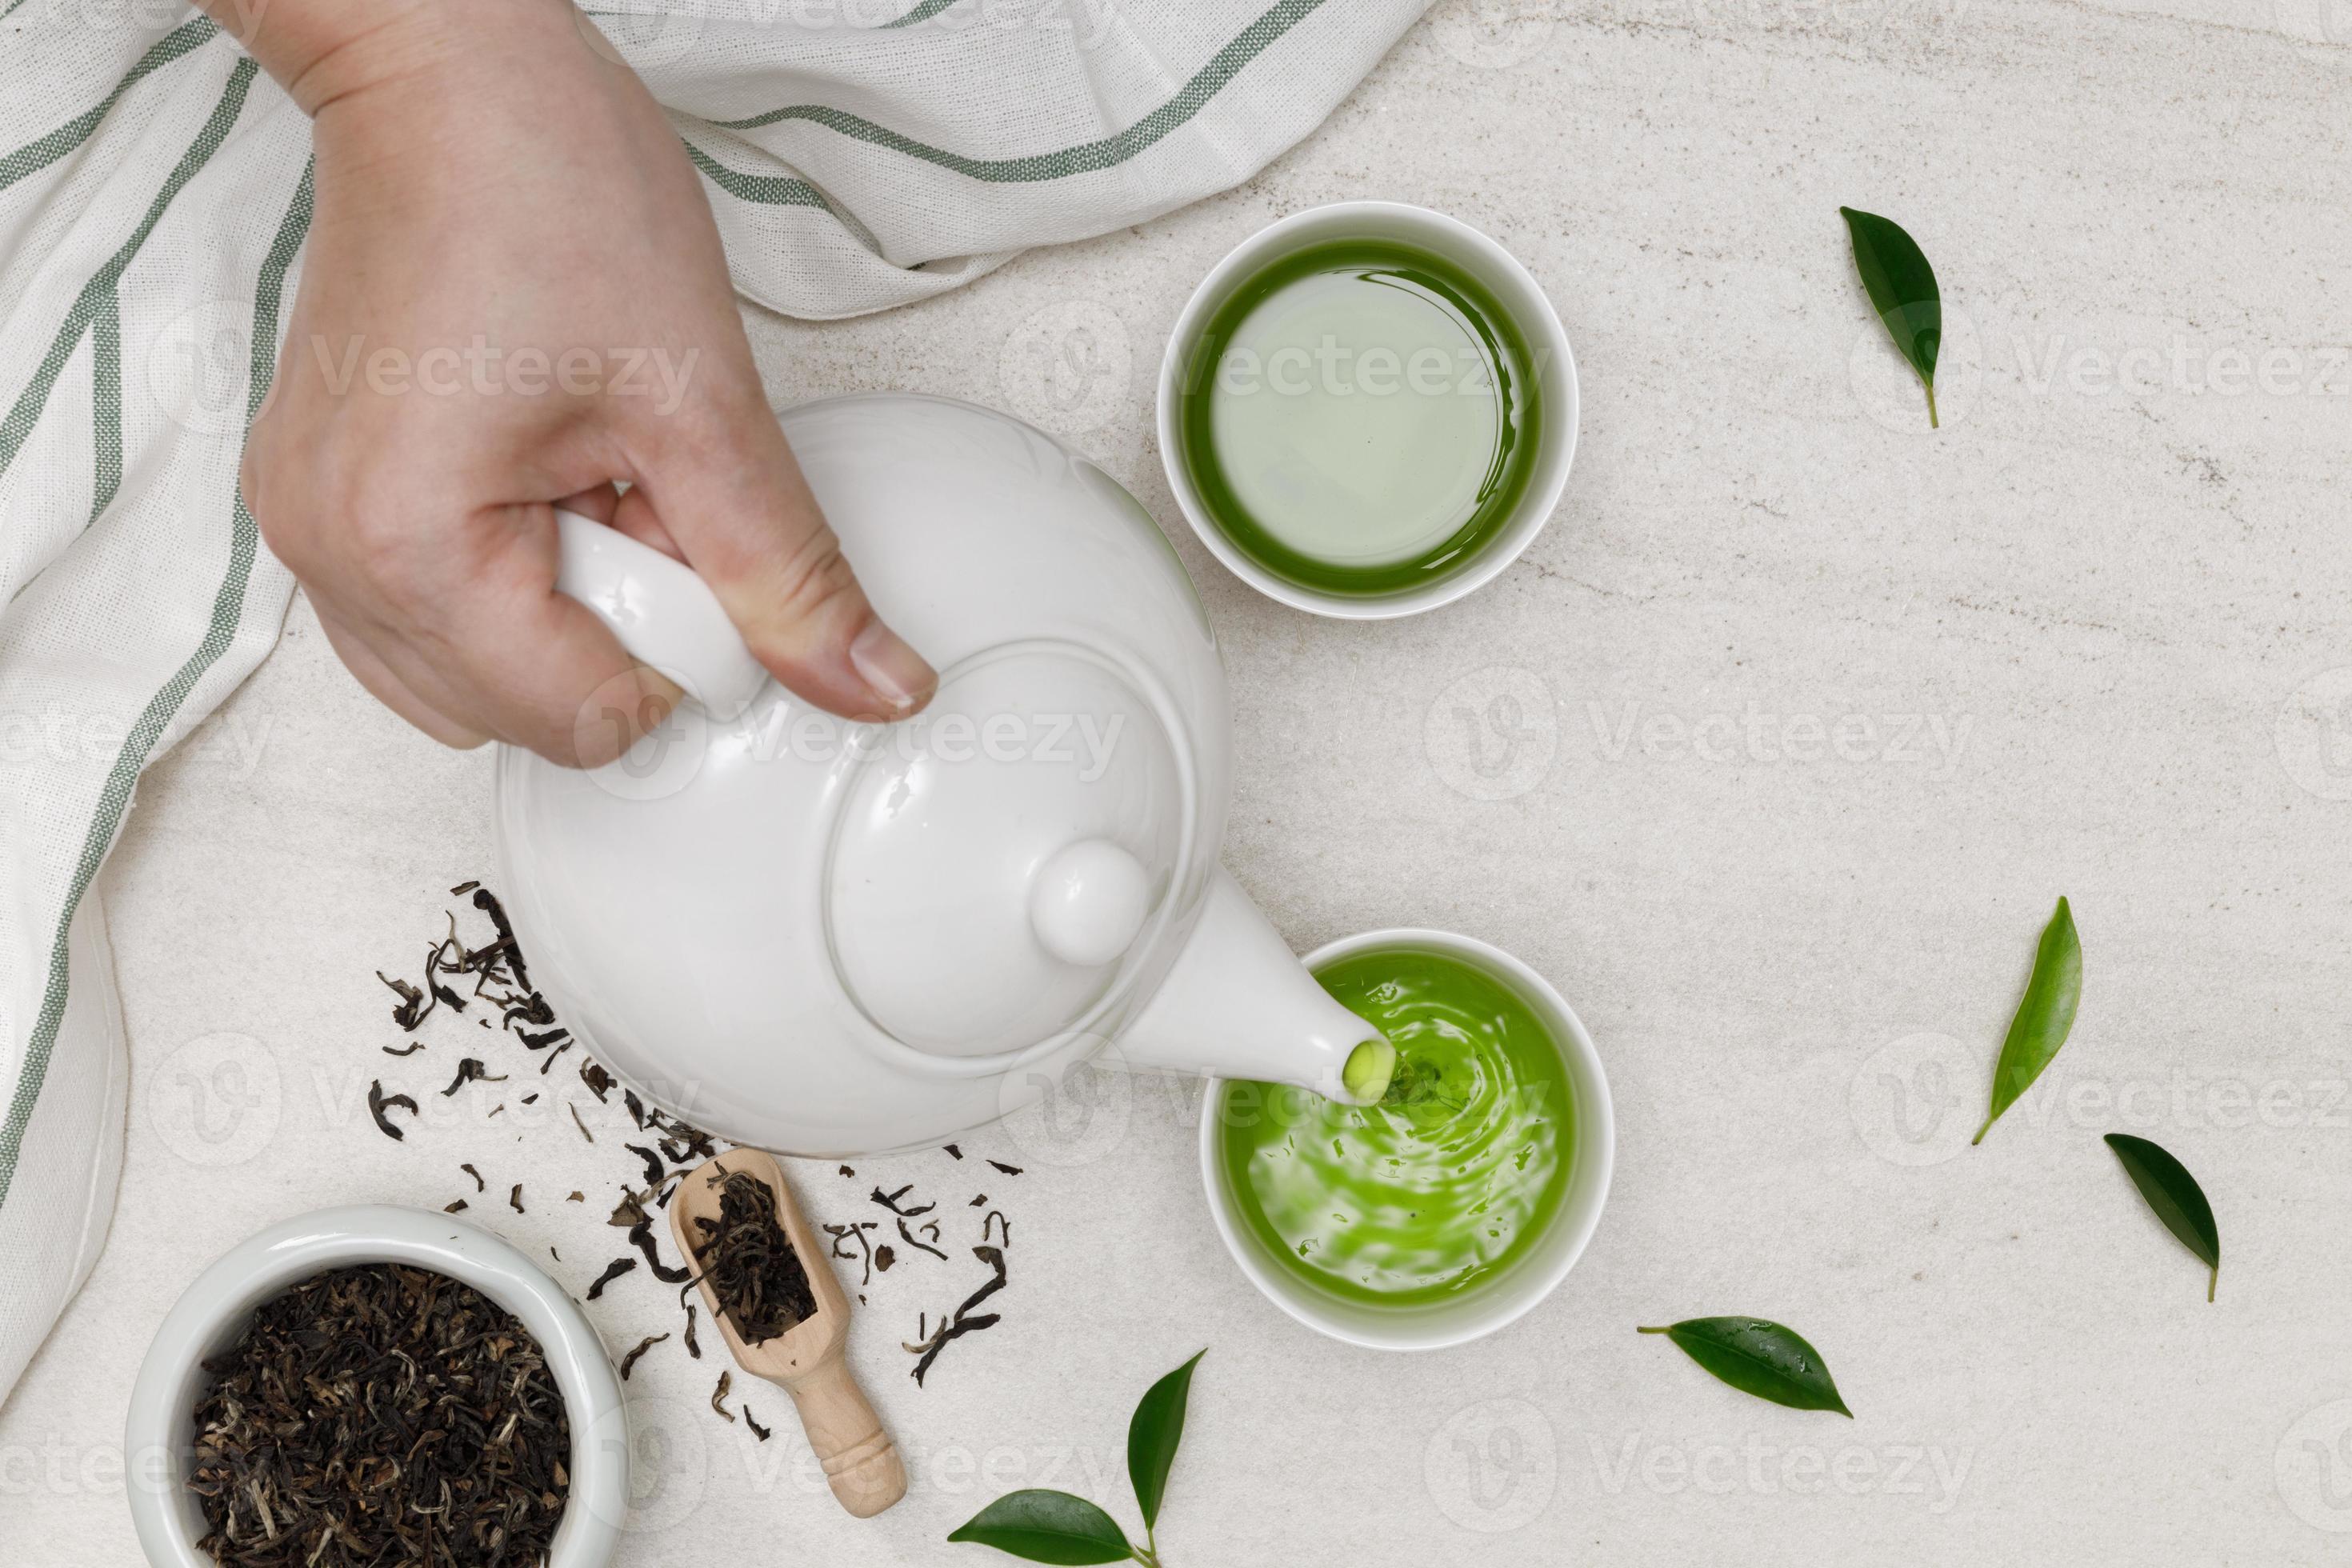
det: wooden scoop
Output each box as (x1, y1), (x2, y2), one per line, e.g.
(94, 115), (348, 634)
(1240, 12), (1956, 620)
(668, 1147), (906, 1517)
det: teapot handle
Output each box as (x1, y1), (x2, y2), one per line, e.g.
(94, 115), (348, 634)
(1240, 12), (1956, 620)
(553, 509), (768, 722)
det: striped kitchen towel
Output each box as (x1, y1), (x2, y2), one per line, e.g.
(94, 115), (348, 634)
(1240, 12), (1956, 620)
(0, 0), (1426, 1401)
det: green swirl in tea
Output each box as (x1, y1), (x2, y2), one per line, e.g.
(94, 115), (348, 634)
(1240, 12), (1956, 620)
(1175, 238), (1545, 596)
(1216, 947), (1571, 1305)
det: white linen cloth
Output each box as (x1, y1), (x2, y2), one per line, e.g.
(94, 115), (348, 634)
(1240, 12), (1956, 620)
(0, 0), (1427, 1400)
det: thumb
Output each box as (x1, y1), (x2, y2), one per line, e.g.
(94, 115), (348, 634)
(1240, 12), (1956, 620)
(626, 400), (936, 719)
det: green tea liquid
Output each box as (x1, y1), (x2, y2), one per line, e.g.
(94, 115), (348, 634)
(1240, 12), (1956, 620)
(1216, 947), (1572, 1306)
(1176, 239), (1544, 596)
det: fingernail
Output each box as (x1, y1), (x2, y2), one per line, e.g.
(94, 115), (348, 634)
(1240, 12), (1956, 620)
(849, 620), (937, 714)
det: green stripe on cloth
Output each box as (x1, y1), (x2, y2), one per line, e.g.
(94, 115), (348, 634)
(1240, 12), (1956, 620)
(90, 288), (120, 523)
(680, 138), (827, 208)
(881, 0), (961, 28)
(706, 0), (1329, 181)
(0, 82), (299, 1218)
(0, 16), (219, 196)
(0, 57), (257, 480)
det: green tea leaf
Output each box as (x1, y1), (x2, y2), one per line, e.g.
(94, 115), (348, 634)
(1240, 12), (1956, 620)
(1127, 1350), (1204, 1535)
(1974, 896), (2082, 1146)
(947, 1490), (1134, 1565)
(1638, 1318), (1851, 1416)
(2104, 1134), (2221, 1302)
(1839, 206), (1943, 427)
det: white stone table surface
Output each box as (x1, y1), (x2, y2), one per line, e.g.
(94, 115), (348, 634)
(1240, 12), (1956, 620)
(6, 1), (2352, 1562)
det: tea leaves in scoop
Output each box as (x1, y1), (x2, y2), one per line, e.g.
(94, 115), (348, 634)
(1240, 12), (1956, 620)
(686, 1168), (818, 1342)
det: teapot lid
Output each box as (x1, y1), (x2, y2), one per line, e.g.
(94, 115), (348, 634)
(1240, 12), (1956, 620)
(821, 636), (1197, 1064)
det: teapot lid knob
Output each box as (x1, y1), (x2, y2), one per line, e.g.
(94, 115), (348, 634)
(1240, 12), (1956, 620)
(1028, 838), (1150, 969)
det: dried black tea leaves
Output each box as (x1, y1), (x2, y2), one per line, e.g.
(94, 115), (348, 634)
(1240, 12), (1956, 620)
(586, 1258), (636, 1300)
(189, 1265), (567, 1568)
(441, 1058), (505, 1097)
(510, 1183), (526, 1214)
(744, 1406), (772, 1442)
(686, 1170), (817, 1345)
(461, 1162), (485, 1192)
(710, 1370), (736, 1421)
(682, 1303), (701, 1358)
(443, 1200), (468, 1214)
(377, 970), (430, 1031)
(569, 1103), (594, 1143)
(872, 1184), (934, 1218)
(381, 1041), (424, 1057)
(907, 1246), (1008, 1387)
(897, 1218), (946, 1261)
(627, 1220), (691, 1285)
(618, 1333), (668, 1380)
(366, 1081), (416, 1141)
(986, 1160), (1023, 1176)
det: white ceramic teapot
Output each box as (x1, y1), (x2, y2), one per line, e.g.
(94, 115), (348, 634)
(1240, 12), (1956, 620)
(492, 394), (1393, 1157)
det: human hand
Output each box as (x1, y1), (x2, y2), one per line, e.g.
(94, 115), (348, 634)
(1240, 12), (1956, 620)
(218, 0), (935, 762)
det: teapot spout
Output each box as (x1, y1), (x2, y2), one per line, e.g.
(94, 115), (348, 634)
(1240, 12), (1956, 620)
(1118, 869), (1394, 1104)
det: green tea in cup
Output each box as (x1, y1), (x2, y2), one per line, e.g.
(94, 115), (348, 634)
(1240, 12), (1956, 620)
(1159, 203), (1578, 618)
(1213, 945), (1574, 1306)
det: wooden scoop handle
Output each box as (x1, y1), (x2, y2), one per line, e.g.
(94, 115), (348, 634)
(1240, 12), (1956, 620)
(786, 1357), (906, 1518)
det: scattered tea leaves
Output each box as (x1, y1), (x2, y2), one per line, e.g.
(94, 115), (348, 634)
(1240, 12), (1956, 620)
(366, 1081), (416, 1141)
(2105, 1133), (2220, 1300)
(987, 1160), (1024, 1176)
(910, 1246), (1008, 1386)
(1975, 897), (2082, 1146)
(1838, 206), (1943, 427)
(710, 1370), (736, 1421)
(381, 1041), (424, 1057)
(745, 1405), (772, 1442)
(628, 1219), (692, 1284)
(949, 1490), (1130, 1566)
(442, 1199), (467, 1214)
(586, 1258), (637, 1300)
(898, 1217), (948, 1261)
(1638, 1317), (1850, 1416)
(440, 1057), (503, 1097)
(510, 1182), (526, 1214)
(618, 1332), (669, 1379)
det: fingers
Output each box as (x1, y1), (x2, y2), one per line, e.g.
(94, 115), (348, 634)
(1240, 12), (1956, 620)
(634, 388), (936, 720)
(314, 605), (490, 749)
(424, 502), (687, 767)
